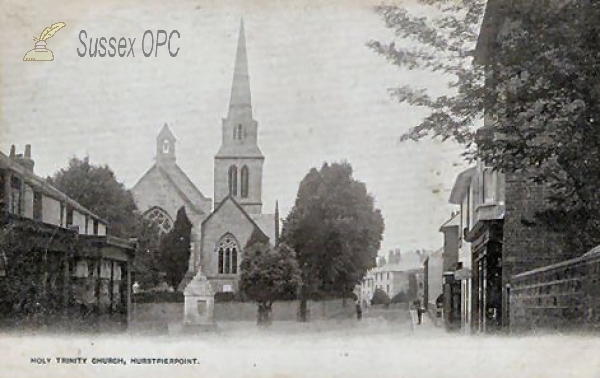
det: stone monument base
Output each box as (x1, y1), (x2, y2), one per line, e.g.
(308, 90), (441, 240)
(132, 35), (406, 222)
(183, 271), (216, 327)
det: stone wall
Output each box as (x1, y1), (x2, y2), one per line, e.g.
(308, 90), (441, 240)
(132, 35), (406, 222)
(131, 299), (356, 330)
(510, 247), (600, 332)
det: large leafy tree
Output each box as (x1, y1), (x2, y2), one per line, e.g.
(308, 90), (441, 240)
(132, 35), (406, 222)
(239, 242), (302, 325)
(281, 162), (384, 321)
(159, 206), (192, 290)
(47, 156), (137, 237)
(369, 0), (600, 253)
(48, 156), (162, 287)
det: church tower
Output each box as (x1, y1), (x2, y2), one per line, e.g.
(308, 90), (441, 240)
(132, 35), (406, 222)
(214, 19), (264, 214)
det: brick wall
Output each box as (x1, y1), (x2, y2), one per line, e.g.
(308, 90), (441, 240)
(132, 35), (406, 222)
(502, 172), (566, 288)
(510, 247), (600, 332)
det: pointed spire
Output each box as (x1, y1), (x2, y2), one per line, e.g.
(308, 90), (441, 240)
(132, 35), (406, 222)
(228, 18), (252, 118)
(156, 122), (176, 164)
(275, 200), (280, 245)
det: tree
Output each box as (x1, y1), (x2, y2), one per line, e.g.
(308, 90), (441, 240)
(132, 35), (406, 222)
(239, 242), (302, 325)
(281, 162), (385, 321)
(159, 207), (192, 290)
(47, 156), (137, 237)
(48, 156), (162, 287)
(391, 291), (408, 304)
(369, 1), (600, 254)
(371, 288), (390, 306)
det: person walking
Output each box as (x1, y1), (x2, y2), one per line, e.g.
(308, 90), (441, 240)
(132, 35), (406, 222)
(414, 299), (424, 325)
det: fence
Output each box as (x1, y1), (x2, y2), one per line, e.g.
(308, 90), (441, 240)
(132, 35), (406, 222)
(510, 246), (600, 332)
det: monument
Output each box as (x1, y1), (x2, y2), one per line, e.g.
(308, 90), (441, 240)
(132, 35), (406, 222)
(183, 270), (217, 330)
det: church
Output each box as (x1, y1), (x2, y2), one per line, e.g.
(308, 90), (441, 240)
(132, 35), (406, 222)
(132, 20), (278, 294)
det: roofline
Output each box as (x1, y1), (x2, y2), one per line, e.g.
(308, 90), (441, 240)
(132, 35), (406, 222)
(202, 194), (269, 242)
(449, 167), (477, 204)
(0, 151), (107, 223)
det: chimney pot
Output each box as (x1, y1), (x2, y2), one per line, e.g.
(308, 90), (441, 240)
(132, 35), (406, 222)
(25, 144), (31, 158)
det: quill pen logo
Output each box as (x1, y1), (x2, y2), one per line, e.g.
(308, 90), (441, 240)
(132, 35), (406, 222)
(23, 22), (66, 61)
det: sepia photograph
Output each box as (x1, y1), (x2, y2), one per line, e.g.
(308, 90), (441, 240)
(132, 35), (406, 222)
(1, 0), (599, 377)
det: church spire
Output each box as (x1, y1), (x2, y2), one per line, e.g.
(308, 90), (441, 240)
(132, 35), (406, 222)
(228, 18), (252, 119)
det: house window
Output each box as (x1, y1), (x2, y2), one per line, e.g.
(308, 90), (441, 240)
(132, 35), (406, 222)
(66, 206), (74, 226)
(143, 206), (174, 234)
(217, 234), (239, 275)
(228, 165), (238, 196)
(0, 170), (5, 213)
(482, 168), (495, 204)
(10, 176), (21, 215)
(33, 191), (43, 221)
(240, 165), (249, 198)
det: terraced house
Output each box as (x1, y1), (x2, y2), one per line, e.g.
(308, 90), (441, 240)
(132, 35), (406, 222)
(0, 145), (136, 330)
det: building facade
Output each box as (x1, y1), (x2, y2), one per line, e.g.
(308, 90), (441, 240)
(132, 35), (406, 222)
(0, 145), (135, 330)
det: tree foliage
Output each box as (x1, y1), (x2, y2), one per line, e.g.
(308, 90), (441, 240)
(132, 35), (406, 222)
(159, 206), (192, 290)
(371, 288), (391, 306)
(47, 157), (137, 237)
(281, 162), (385, 320)
(239, 242), (302, 325)
(48, 156), (163, 287)
(370, 0), (600, 253)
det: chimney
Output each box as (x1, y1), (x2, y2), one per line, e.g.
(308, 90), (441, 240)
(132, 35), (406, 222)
(16, 144), (35, 172)
(9, 145), (15, 159)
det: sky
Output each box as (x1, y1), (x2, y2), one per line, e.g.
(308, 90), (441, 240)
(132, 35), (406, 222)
(1, 0), (470, 254)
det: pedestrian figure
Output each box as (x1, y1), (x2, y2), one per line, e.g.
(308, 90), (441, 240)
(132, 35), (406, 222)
(356, 302), (363, 320)
(414, 299), (423, 325)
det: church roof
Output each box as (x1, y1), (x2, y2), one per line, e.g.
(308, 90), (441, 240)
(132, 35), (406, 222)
(250, 213), (277, 244)
(202, 194), (271, 243)
(132, 162), (211, 215)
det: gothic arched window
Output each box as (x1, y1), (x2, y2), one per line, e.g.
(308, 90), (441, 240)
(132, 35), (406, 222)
(217, 234), (240, 274)
(228, 165), (238, 196)
(143, 206), (173, 234)
(241, 165), (249, 198)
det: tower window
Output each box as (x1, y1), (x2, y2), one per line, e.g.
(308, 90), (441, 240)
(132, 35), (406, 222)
(241, 165), (249, 198)
(237, 124), (243, 140)
(162, 140), (170, 153)
(228, 165), (238, 196)
(217, 234), (240, 275)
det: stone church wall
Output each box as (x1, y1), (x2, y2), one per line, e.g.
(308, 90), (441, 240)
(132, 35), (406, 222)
(200, 200), (256, 288)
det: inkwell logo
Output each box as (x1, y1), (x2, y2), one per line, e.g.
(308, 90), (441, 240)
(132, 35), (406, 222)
(23, 22), (66, 61)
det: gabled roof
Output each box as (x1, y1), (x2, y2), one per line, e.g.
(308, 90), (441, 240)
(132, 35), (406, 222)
(132, 162), (210, 215)
(202, 194), (270, 242)
(439, 212), (460, 231)
(0, 151), (106, 223)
